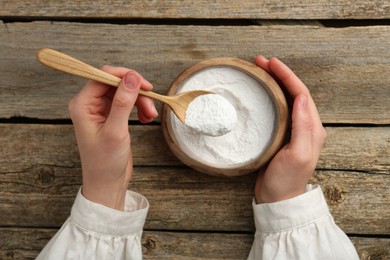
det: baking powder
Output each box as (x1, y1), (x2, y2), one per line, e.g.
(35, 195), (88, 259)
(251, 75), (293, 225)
(185, 94), (237, 137)
(171, 67), (276, 166)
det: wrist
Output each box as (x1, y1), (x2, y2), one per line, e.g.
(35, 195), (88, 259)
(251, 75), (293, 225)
(80, 164), (132, 210)
(81, 184), (128, 210)
(255, 187), (306, 204)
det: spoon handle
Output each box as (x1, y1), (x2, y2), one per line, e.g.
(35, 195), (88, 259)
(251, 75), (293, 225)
(36, 48), (168, 103)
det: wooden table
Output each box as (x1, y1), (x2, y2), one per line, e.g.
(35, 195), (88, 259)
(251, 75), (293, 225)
(1, 1), (389, 259)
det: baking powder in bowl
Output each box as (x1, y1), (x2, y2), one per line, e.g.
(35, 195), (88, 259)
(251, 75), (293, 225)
(171, 67), (276, 166)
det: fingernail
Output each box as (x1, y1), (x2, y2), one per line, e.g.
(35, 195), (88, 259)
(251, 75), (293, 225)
(124, 72), (141, 90)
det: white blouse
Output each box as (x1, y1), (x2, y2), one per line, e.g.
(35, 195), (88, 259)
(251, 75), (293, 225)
(36, 185), (359, 260)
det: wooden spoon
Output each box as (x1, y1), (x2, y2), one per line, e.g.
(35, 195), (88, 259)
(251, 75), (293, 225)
(36, 48), (214, 123)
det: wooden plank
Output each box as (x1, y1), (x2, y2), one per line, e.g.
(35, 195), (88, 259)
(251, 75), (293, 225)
(1, 22), (389, 124)
(1, 228), (389, 260)
(0, 124), (178, 171)
(310, 171), (390, 235)
(320, 127), (390, 174)
(142, 231), (253, 259)
(1, 1), (389, 19)
(138, 170), (390, 234)
(350, 237), (390, 260)
(1, 153), (389, 235)
(0, 124), (388, 173)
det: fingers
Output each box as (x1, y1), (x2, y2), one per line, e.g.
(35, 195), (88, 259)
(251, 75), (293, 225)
(100, 65), (153, 91)
(68, 80), (110, 129)
(268, 58), (310, 99)
(72, 65), (153, 106)
(267, 57), (324, 131)
(255, 55), (310, 97)
(289, 94), (313, 158)
(255, 55), (323, 126)
(105, 71), (142, 134)
(288, 94), (327, 169)
(101, 66), (158, 123)
(254, 55), (272, 74)
(136, 96), (158, 123)
(255, 55), (327, 160)
(73, 65), (157, 123)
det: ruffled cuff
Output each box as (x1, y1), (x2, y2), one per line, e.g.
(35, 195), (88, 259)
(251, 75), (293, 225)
(253, 185), (330, 233)
(70, 188), (149, 236)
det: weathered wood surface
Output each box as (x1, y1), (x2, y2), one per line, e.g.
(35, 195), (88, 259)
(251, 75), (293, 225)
(1, 123), (389, 234)
(1, 22), (390, 124)
(1, 167), (389, 234)
(1, 1), (390, 19)
(1, 3), (390, 258)
(320, 127), (390, 174)
(1, 124), (388, 173)
(350, 237), (390, 260)
(1, 228), (389, 260)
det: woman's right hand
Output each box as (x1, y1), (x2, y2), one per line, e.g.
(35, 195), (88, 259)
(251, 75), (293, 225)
(254, 56), (327, 204)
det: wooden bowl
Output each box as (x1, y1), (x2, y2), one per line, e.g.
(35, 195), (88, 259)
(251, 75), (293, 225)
(161, 58), (289, 177)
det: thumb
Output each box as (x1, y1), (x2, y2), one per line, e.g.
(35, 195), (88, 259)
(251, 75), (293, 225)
(106, 71), (142, 134)
(289, 94), (312, 156)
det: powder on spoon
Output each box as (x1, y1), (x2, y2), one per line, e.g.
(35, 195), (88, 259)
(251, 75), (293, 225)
(185, 94), (237, 137)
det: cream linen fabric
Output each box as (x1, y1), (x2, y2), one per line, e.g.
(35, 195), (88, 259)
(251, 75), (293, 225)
(37, 185), (358, 260)
(36, 189), (148, 260)
(248, 185), (359, 260)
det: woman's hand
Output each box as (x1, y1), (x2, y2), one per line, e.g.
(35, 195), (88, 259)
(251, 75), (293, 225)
(68, 66), (158, 210)
(254, 56), (327, 204)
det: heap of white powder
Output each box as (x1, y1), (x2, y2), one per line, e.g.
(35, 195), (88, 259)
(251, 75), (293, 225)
(171, 67), (276, 166)
(185, 94), (237, 137)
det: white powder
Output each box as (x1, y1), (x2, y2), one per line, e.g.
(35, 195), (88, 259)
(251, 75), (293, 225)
(185, 94), (237, 137)
(171, 67), (276, 166)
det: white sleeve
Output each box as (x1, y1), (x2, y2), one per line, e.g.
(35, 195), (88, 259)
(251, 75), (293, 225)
(36, 188), (148, 260)
(248, 185), (359, 260)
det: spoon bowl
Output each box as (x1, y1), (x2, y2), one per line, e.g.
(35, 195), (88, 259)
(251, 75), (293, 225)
(36, 48), (214, 123)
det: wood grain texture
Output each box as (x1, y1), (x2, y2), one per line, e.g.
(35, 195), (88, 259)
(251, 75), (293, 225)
(1, 0), (390, 19)
(1, 1), (389, 258)
(0, 124), (388, 173)
(1, 22), (389, 124)
(0, 228), (389, 259)
(350, 237), (390, 260)
(0, 123), (389, 234)
(0, 124), (177, 171)
(320, 127), (390, 174)
(1, 168), (389, 234)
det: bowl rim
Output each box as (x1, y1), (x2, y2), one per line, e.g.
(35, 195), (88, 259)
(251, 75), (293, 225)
(161, 57), (289, 177)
